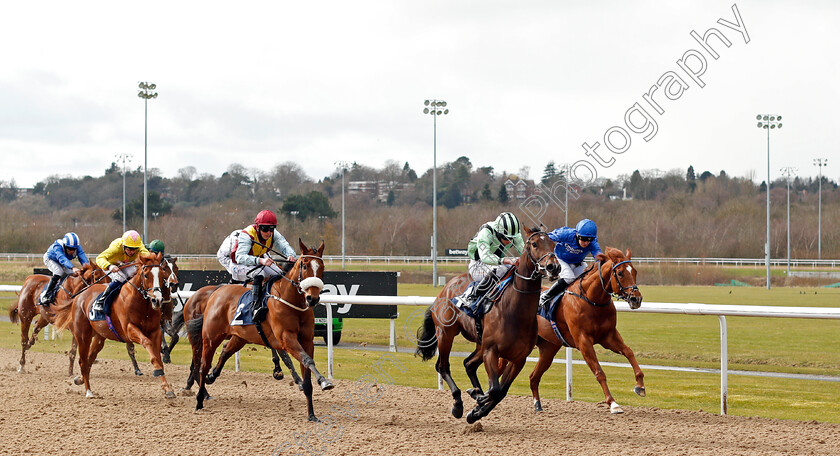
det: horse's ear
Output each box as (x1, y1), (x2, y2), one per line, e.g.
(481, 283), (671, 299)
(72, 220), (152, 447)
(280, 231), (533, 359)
(625, 249), (632, 260)
(298, 238), (310, 255)
(316, 240), (325, 256)
(522, 225), (532, 237)
(595, 252), (608, 263)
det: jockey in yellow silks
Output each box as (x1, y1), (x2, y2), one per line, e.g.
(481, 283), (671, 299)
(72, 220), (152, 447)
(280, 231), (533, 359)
(91, 230), (150, 313)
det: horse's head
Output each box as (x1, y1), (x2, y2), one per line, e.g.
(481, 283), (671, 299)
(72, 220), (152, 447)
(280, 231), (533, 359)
(137, 252), (173, 310)
(162, 255), (180, 294)
(520, 226), (560, 281)
(293, 239), (326, 308)
(604, 248), (642, 309)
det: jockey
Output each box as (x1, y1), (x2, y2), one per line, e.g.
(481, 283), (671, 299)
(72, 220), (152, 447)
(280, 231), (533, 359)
(146, 239), (165, 255)
(539, 218), (603, 309)
(217, 210), (296, 322)
(91, 230), (150, 314)
(40, 232), (91, 308)
(462, 212), (525, 313)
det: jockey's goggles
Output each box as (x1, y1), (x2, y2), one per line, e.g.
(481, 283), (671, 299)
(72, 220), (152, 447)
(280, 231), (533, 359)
(578, 236), (595, 242)
(258, 225), (276, 233)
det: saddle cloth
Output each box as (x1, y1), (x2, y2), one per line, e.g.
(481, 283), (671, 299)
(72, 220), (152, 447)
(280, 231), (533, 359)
(452, 276), (513, 319)
(231, 291), (270, 326)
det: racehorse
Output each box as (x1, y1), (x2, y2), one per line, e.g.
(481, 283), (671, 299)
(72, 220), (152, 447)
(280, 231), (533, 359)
(529, 247), (644, 414)
(52, 252), (179, 398)
(9, 264), (106, 374)
(188, 240), (332, 421)
(416, 225), (560, 423)
(180, 284), (302, 394)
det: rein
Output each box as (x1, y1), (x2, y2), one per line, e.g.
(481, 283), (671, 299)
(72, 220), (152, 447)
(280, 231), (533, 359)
(567, 258), (638, 307)
(512, 231), (557, 294)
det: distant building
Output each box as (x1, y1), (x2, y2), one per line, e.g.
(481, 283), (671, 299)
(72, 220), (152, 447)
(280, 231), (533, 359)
(349, 181), (415, 202)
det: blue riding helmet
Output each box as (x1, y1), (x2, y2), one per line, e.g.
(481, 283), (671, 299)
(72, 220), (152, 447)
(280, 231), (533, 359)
(575, 219), (598, 240)
(63, 232), (81, 249)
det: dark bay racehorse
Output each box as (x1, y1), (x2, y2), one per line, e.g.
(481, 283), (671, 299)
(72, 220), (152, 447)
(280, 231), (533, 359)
(188, 240), (333, 421)
(416, 226), (560, 423)
(529, 247), (644, 414)
(9, 264), (105, 374)
(53, 252), (179, 398)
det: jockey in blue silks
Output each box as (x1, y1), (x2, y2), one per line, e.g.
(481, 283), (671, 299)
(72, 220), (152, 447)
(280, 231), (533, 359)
(40, 232), (90, 308)
(539, 218), (603, 309)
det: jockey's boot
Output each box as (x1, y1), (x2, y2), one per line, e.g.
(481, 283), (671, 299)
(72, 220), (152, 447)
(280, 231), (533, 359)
(464, 274), (495, 312)
(92, 280), (123, 314)
(40, 274), (62, 307)
(251, 276), (267, 323)
(539, 279), (569, 311)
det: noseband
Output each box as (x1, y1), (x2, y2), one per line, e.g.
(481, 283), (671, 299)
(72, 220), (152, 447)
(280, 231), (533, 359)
(127, 263), (172, 306)
(269, 254), (325, 311)
(598, 259), (639, 302)
(514, 231), (558, 283)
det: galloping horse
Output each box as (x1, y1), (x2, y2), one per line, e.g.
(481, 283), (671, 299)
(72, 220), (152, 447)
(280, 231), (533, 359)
(416, 226), (560, 423)
(179, 285), (302, 393)
(9, 264), (105, 373)
(188, 240), (332, 421)
(529, 247), (644, 414)
(52, 252), (179, 398)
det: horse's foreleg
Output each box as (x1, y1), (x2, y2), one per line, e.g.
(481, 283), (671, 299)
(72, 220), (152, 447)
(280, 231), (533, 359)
(17, 312), (33, 373)
(160, 330), (171, 364)
(125, 342), (144, 376)
(270, 349), (284, 380)
(196, 334), (224, 410)
(68, 337), (78, 377)
(528, 339), (561, 412)
(277, 350), (303, 389)
(206, 335), (246, 384)
(282, 333), (331, 422)
(81, 334), (106, 398)
(125, 324), (174, 398)
(577, 336), (621, 413)
(463, 344), (485, 401)
(603, 331), (645, 397)
(466, 347), (503, 424)
(163, 332), (179, 364)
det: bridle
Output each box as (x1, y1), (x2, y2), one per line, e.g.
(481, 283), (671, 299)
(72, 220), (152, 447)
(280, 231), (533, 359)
(267, 254), (325, 311)
(125, 262), (173, 308)
(514, 231), (559, 291)
(568, 257), (639, 306)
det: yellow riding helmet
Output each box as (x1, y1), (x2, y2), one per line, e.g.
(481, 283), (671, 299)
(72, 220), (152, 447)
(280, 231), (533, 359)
(122, 230), (143, 248)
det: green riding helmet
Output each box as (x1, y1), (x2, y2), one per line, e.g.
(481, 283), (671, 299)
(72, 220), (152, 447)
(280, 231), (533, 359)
(147, 239), (165, 254)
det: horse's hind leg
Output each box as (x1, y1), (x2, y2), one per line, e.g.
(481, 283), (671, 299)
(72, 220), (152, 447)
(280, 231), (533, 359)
(28, 315), (50, 347)
(271, 349), (284, 380)
(162, 331), (179, 364)
(205, 335), (246, 384)
(435, 326), (465, 419)
(463, 344), (485, 400)
(528, 339), (561, 412)
(17, 312), (33, 373)
(68, 337), (78, 377)
(602, 330), (645, 398)
(125, 342), (144, 376)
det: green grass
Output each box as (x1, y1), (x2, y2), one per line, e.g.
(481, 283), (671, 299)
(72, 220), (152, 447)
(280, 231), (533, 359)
(3, 280), (840, 423)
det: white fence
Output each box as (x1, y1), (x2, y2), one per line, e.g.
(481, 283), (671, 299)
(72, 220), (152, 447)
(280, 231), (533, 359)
(4, 284), (840, 415)
(1, 253), (839, 267)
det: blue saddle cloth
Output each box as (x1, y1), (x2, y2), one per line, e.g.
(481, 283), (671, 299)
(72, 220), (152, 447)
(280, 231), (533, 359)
(537, 292), (570, 346)
(453, 276), (513, 319)
(87, 293), (109, 321)
(231, 291), (270, 326)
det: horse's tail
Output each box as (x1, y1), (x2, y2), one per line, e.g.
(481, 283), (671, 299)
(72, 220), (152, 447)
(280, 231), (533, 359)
(51, 299), (76, 331)
(170, 309), (185, 334)
(415, 307), (438, 361)
(8, 302), (19, 324)
(186, 315), (204, 348)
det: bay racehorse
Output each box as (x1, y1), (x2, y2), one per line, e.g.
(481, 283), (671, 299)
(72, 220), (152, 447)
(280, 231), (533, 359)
(529, 247), (644, 414)
(52, 252), (179, 398)
(416, 226), (560, 423)
(188, 240), (333, 421)
(9, 264), (106, 374)
(180, 284), (302, 394)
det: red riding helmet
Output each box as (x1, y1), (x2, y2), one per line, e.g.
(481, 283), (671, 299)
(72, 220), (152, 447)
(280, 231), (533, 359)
(254, 210), (278, 226)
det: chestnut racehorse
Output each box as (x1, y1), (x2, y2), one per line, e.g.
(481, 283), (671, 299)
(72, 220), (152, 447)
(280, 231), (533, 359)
(53, 252), (179, 398)
(188, 240), (332, 421)
(9, 264), (106, 374)
(179, 284), (302, 394)
(529, 247), (644, 414)
(416, 226), (560, 423)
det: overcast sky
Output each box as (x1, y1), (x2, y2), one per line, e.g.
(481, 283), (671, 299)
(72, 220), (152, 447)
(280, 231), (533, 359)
(1, 1), (837, 189)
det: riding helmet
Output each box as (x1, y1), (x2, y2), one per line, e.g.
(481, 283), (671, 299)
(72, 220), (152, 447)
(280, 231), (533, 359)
(493, 212), (521, 239)
(254, 210), (278, 226)
(62, 232), (81, 249)
(575, 219), (598, 239)
(122, 230), (143, 248)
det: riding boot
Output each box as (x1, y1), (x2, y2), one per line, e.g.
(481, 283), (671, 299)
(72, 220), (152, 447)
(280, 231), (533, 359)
(251, 276), (266, 323)
(465, 274), (495, 312)
(93, 280), (123, 314)
(540, 279), (569, 310)
(40, 274), (62, 307)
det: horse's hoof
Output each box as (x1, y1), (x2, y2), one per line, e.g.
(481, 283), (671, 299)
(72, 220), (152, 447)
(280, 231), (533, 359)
(610, 402), (624, 414)
(204, 373), (216, 385)
(466, 388), (483, 400)
(17, 365), (25, 374)
(465, 410), (479, 424)
(134, 370), (144, 376)
(634, 386), (646, 397)
(319, 378), (334, 391)
(165, 391), (177, 399)
(534, 400), (543, 412)
(73, 376), (84, 386)
(178, 388), (195, 397)
(452, 402), (464, 419)
(308, 415), (320, 422)
(273, 371), (284, 381)
(162, 355), (171, 364)
(85, 390), (100, 399)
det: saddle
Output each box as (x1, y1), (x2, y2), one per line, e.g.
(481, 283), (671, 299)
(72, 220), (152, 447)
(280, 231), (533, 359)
(537, 291), (571, 347)
(454, 266), (516, 320)
(231, 275), (284, 326)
